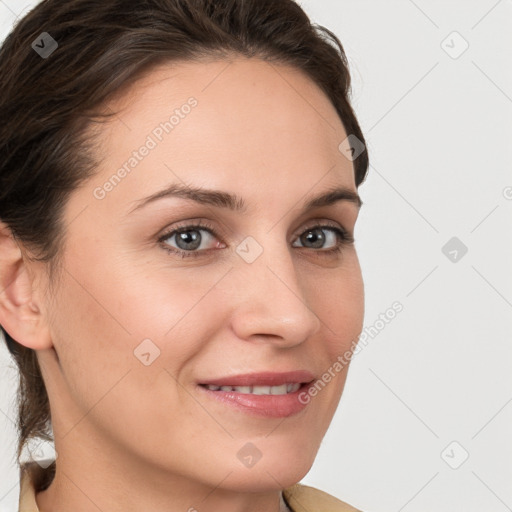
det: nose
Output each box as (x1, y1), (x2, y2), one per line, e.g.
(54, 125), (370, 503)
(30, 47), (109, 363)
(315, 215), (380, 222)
(229, 238), (322, 348)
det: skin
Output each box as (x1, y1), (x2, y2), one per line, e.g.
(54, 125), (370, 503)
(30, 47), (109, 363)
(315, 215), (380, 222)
(0, 56), (364, 512)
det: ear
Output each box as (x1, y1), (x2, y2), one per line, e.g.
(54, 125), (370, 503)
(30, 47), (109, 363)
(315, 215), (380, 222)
(0, 221), (53, 350)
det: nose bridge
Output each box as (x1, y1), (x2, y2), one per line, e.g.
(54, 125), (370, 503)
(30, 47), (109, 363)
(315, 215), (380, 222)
(229, 232), (322, 345)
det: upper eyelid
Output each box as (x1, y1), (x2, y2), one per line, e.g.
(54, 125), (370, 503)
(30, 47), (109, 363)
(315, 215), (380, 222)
(158, 220), (217, 241)
(159, 218), (347, 234)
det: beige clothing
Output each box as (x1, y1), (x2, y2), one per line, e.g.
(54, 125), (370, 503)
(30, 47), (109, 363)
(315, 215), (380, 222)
(18, 468), (361, 512)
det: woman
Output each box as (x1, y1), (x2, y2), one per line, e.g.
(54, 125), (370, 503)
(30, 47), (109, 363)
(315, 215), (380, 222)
(0, 0), (369, 510)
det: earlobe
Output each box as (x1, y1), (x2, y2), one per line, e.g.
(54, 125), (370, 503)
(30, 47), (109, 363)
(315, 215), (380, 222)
(0, 222), (53, 350)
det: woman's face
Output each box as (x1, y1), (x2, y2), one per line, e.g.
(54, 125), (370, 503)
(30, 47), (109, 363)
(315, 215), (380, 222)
(37, 57), (364, 494)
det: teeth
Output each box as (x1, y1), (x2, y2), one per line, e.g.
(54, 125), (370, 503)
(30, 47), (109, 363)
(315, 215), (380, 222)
(270, 384), (288, 395)
(204, 383), (302, 395)
(287, 383), (301, 393)
(252, 385), (271, 395)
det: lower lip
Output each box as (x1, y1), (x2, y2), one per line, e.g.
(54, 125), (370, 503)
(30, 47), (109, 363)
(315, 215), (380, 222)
(197, 383), (312, 418)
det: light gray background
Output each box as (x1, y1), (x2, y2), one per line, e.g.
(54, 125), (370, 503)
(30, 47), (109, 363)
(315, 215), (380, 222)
(1, 1), (511, 511)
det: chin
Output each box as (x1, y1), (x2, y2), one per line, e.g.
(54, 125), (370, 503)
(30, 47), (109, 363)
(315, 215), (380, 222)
(217, 446), (317, 492)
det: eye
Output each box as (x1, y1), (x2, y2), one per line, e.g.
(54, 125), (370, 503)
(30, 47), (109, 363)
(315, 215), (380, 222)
(292, 224), (353, 253)
(157, 220), (353, 259)
(158, 220), (224, 259)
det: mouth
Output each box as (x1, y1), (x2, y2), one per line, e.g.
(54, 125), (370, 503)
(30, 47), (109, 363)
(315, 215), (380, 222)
(197, 371), (315, 418)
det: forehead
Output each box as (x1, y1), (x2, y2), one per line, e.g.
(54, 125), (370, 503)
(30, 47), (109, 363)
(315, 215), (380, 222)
(107, 55), (344, 129)
(81, 57), (355, 216)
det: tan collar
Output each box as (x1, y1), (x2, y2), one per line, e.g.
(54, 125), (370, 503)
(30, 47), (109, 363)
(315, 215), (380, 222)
(18, 469), (39, 512)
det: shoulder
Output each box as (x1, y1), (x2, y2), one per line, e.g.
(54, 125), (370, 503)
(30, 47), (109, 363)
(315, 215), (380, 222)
(283, 483), (362, 512)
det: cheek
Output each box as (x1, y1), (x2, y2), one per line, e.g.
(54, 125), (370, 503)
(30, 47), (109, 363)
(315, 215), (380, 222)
(46, 261), (210, 442)
(50, 252), (230, 382)
(48, 271), (136, 414)
(313, 253), (364, 356)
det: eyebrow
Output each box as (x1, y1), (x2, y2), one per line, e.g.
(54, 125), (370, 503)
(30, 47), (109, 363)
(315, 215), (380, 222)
(127, 183), (362, 215)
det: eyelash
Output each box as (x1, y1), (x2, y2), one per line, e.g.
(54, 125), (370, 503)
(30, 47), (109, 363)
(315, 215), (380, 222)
(157, 219), (354, 259)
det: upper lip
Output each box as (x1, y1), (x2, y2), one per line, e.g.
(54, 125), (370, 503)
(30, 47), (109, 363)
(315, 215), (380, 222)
(199, 370), (315, 387)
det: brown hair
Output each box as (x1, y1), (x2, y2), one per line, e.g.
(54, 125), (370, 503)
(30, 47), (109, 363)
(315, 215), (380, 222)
(0, 0), (369, 492)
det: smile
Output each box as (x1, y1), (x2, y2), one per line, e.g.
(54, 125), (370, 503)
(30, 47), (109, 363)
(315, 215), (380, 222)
(196, 371), (315, 418)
